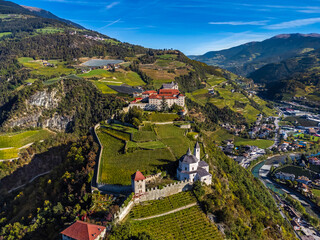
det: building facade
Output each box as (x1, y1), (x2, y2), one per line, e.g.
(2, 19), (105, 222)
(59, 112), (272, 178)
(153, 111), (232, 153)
(177, 142), (212, 185)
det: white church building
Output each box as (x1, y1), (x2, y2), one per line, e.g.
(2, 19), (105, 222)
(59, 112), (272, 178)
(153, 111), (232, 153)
(177, 142), (212, 185)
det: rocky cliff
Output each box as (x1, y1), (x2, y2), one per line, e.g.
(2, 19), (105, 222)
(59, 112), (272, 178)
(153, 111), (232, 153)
(1, 77), (124, 134)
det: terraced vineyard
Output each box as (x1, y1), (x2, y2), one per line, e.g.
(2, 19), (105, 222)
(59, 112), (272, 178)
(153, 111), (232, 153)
(97, 123), (197, 185)
(130, 206), (223, 240)
(130, 191), (196, 219)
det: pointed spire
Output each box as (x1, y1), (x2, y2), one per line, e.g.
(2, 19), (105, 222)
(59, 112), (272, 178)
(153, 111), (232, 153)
(195, 141), (200, 149)
(187, 148), (191, 155)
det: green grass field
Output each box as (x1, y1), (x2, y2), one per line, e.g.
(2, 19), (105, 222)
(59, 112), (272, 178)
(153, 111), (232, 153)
(234, 138), (274, 149)
(18, 57), (75, 77)
(129, 191), (196, 219)
(0, 130), (53, 148)
(130, 206), (223, 240)
(0, 32), (11, 38)
(97, 124), (197, 185)
(0, 129), (54, 159)
(149, 113), (179, 122)
(275, 165), (317, 180)
(36, 27), (64, 34)
(79, 69), (145, 87)
(0, 148), (19, 159)
(312, 189), (320, 197)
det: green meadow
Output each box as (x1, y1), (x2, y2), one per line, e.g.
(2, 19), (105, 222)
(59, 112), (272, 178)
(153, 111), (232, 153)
(0, 130), (54, 159)
(18, 57), (75, 77)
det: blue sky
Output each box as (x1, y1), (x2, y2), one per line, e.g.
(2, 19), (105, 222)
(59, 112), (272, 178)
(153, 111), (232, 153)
(12, 0), (320, 54)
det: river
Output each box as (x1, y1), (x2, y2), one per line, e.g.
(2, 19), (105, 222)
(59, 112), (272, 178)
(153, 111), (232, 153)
(251, 155), (320, 219)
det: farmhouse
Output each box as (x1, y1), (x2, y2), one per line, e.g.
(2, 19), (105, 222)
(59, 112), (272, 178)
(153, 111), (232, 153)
(177, 142), (212, 185)
(60, 220), (106, 240)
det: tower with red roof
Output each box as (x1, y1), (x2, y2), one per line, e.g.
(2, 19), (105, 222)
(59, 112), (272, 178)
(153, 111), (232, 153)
(131, 170), (146, 195)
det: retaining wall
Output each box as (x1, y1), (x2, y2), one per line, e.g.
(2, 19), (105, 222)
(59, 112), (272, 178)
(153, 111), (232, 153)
(136, 179), (193, 202)
(114, 199), (135, 223)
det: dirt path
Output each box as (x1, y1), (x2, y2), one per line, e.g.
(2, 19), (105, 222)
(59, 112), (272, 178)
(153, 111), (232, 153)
(132, 202), (197, 221)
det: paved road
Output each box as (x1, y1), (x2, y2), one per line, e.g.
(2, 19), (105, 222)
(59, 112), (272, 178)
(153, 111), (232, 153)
(132, 202), (197, 221)
(254, 156), (320, 219)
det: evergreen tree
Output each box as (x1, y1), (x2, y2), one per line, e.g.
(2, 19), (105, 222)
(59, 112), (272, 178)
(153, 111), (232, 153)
(160, 96), (168, 112)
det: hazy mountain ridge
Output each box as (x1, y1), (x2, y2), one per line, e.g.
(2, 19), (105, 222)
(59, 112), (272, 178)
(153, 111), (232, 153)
(190, 33), (320, 76)
(21, 4), (84, 29)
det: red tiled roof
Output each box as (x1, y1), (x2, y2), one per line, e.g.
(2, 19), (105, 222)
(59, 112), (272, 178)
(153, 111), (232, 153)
(61, 221), (106, 240)
(142, 90), (157, 94)
(131, 171), (145, 181)
(159, 89), (180, 95)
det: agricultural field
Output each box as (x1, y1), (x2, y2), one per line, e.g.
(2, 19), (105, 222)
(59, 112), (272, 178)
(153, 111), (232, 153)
(129, 191), (197, 219)
(234, 138), (274, 149)
(275, 165), (318, 180)
(0, 129), (54, 159)
(18, 57), (75, 77)
(97, 123), (197, 185)
(130, 206), (223, 240)
(35, 27), (65, 34)
(188, 76), (276, 123)
(207, 127), (273, 149)
(149, 113), (179, 122)
(79, 69), (145, 86)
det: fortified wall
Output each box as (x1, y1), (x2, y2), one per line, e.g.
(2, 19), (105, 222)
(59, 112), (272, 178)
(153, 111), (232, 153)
(136, 179), (193, 202)
(113, 179), (193, 223)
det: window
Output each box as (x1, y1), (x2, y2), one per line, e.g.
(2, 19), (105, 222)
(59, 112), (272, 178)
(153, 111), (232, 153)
(185, 167), (187, 171)
(192, 167), (194, 170)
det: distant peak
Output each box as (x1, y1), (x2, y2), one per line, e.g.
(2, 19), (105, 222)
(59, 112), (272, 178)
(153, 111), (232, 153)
(21, 5), (43, 12)
(272, 33), (320, 39)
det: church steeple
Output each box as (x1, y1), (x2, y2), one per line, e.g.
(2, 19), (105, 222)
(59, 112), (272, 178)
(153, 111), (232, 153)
(187, 148), (191, 155)
(194, 142), (200, 161)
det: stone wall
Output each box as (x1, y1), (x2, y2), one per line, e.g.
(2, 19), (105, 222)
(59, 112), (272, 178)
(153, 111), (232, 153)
(113, 179), (194, 223)
(135, 179), (193, 202)
(113, 199), (135, 223)
(145, 172), (162, 184)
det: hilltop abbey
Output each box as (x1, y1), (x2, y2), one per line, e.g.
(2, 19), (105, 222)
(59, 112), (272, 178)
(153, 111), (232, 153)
(131, 142), (212, 196)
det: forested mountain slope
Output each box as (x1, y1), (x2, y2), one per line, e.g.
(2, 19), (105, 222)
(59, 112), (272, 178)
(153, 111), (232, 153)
(189, 33), (320, 76)
(250, 47), (320, 102)
(0, 1), (294, 240)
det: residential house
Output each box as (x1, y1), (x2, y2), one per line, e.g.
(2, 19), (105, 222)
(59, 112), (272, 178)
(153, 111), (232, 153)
(275, 172), (295, 181)
(296, 176), (311, 185)
(61, 220), (106, 240)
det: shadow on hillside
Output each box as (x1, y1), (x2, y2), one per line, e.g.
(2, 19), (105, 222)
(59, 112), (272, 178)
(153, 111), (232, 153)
(0, 145), (70, 192)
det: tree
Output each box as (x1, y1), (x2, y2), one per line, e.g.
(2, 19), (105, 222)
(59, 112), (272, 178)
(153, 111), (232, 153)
(160, 96), (168, 112)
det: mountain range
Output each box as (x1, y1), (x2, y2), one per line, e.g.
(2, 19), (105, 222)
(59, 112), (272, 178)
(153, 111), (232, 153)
(0, 1), (298, 240)
(189, 33), (320, 76)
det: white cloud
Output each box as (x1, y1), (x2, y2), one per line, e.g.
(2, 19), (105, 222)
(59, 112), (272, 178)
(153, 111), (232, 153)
(98, 18), (121, 29)
(106, 1), (120, 9)
(265, 18), (320, 30)
(209, 20), (268, 26)
(188, 32), (271, 55)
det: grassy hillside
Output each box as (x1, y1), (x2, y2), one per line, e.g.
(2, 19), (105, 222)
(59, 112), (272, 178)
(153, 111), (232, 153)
(0, 129), (54, 159)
